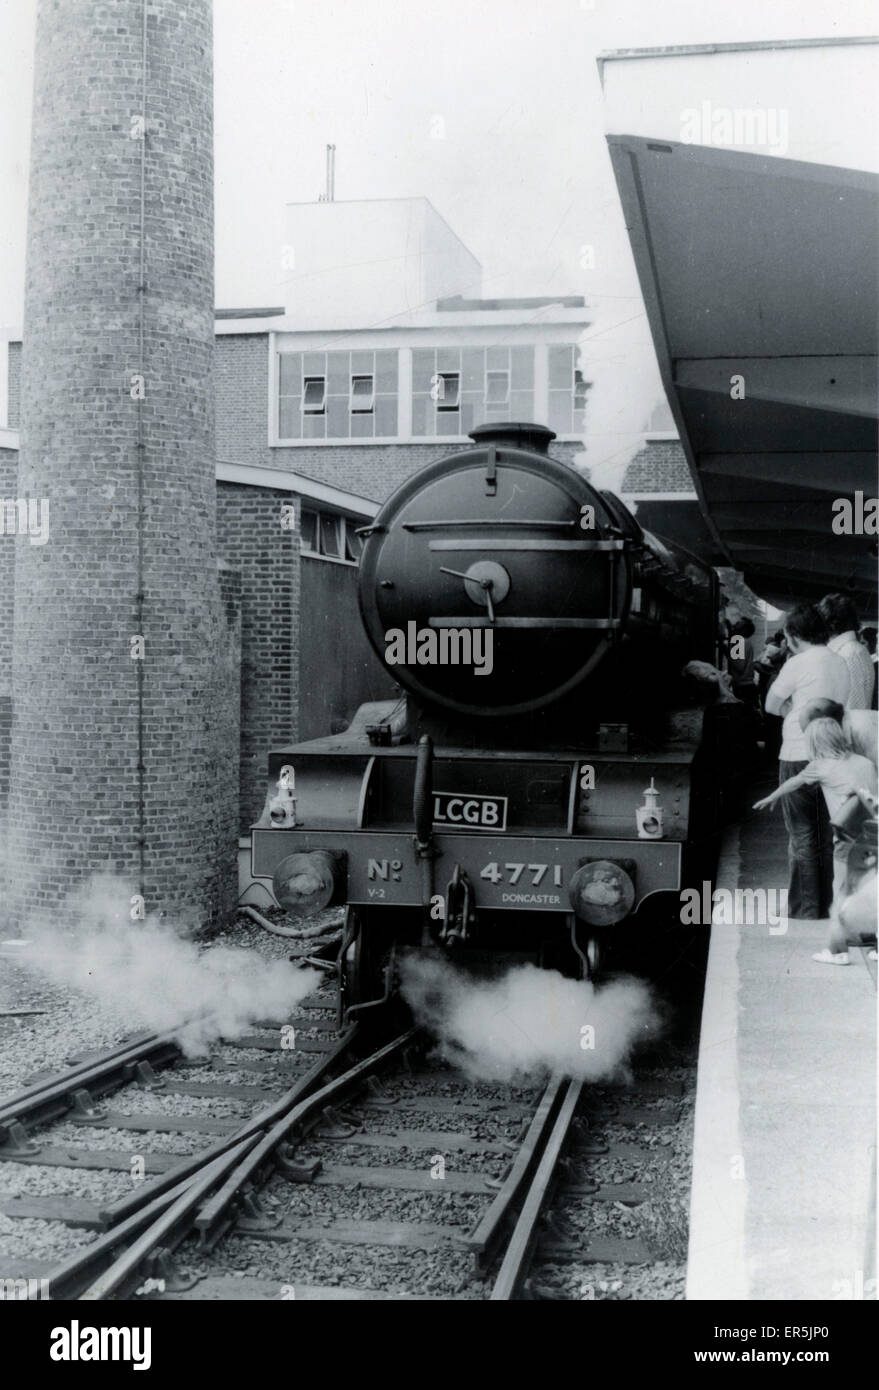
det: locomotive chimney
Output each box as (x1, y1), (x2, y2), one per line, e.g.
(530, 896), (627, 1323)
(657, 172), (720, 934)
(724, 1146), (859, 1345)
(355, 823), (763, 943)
(469, 422), (556, 454)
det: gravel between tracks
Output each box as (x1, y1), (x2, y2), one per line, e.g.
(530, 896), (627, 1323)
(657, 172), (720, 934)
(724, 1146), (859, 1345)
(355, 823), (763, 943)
(217, 1232), (488, 1300)
(34, 1121), (209, 1157)
(0, 1213), (98, 1262)
(0, 1162), (135, 1202)
(545, 1058), (698, 1300)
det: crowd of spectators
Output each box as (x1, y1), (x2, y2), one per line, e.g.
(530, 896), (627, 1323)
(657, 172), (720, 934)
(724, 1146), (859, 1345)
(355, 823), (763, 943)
(723, 593), (877, 966)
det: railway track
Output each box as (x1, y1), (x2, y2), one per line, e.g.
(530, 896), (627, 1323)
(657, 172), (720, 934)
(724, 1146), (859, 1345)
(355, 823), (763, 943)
(6, 1044), (687, 1299)
(1, 977), (693, 1301)
(0, 983), (348, 1283)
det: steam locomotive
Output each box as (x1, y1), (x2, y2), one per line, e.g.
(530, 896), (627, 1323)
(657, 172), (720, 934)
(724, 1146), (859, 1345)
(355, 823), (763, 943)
(253, 423), (737, 1009)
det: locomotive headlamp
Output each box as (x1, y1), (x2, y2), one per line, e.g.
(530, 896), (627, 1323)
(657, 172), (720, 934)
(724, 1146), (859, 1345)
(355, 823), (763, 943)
(273, 850), (346, 916)
(268, 766), (296, 827)
(569, 859), (635, 927)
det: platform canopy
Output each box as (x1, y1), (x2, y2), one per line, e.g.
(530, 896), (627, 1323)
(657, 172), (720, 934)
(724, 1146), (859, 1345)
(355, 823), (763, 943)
(600, 37), (879, 615)
(607, 134), (878, 612)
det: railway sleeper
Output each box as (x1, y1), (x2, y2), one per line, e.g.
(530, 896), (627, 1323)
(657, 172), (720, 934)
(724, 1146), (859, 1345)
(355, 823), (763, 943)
(536, 1233), (653, 1265)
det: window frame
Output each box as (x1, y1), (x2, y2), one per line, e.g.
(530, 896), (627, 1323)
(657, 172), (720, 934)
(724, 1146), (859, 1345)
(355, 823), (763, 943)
(435, 370), (461, 412)
(485, 367), (511, 406)
(349, 373), (375, 414)
(300, 507), (363, 567)
(273, 341), (585, 446)
(276, 347), (400, 441)
(302, 375), (327, 415)
(318, 512), (343, 558)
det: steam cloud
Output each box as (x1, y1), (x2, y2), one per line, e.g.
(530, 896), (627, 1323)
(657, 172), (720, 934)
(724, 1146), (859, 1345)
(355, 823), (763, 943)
(576, 308), (667, 499)
(400, 954), (661, 1084)
(12, 875), (321, 1056)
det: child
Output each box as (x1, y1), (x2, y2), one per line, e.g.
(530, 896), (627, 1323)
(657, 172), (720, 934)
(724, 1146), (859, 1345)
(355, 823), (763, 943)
(754, 717), (878, 963)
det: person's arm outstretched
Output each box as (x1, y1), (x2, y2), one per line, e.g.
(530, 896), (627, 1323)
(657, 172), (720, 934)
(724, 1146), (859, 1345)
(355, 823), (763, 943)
(753, 771), (809, 811)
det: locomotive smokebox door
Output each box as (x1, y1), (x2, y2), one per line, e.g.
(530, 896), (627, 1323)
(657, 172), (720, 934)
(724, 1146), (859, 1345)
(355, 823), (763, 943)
(357, 422), (631, 718)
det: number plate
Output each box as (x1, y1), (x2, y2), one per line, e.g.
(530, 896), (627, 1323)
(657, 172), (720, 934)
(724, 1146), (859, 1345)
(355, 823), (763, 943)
(432, 791), (508, 832)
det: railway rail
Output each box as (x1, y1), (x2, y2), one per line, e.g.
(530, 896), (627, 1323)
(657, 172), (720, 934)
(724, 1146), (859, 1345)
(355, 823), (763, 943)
(1, 972), (695, 1301)
(0, 986), (347, 1272)
(6, 1041), (687, 1299)
(0, 1030), (183, 1149)
(71, 1047), (580, 1301)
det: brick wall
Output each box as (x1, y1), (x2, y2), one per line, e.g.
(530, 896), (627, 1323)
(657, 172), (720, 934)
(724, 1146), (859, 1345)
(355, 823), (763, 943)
(274, 438), (585, 502)
(217, 483), (299, 832)
(215, 335), (267, 470)
(622, 439), (692, 492)
(0, 448), (16, 808)
(0, 450), (15, 660)
(6, 342), (21, 428)
(215, 334), (583, 503)
(216, 562), (243, 886)
(6, 0), (238, 933)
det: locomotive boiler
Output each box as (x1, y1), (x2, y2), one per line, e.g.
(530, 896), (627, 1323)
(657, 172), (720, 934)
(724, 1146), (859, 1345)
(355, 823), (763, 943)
(252, 423), (732, 1008)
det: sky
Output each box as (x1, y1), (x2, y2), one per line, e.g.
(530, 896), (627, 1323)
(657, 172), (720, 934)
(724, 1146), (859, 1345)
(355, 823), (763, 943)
(0, 0), (876, 475)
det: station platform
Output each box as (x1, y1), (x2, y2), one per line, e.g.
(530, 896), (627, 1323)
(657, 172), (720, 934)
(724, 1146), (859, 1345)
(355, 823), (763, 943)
(687, 765), (877, 1301)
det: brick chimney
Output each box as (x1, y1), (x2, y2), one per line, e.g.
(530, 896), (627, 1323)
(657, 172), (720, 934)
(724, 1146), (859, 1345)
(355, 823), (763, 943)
(5, 0), (239, 931)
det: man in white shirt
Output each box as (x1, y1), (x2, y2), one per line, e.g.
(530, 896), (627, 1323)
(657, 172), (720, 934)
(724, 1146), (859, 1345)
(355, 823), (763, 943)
(765, 604), (850, 918)
(818, 593), (875, 709)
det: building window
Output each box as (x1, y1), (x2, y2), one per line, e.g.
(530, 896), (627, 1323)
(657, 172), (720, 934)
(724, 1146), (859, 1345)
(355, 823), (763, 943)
(548, 345), (588, 436)
(412, 346), (534, 437)
(350, 374), (375, 413)
(486, 369), (510, 406)
(278, 349), (398, 439)
(302, 377), (326, 414)
(434, 372), (460, 411)
(319, 513), (341, 557)
(300, 509), (317, 550)
(300, 507), (364, 564)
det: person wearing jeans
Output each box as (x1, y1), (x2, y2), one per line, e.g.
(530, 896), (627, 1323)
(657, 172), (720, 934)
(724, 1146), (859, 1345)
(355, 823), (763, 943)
(754, 718), (877, 960)
(764, 604), (849, 918)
